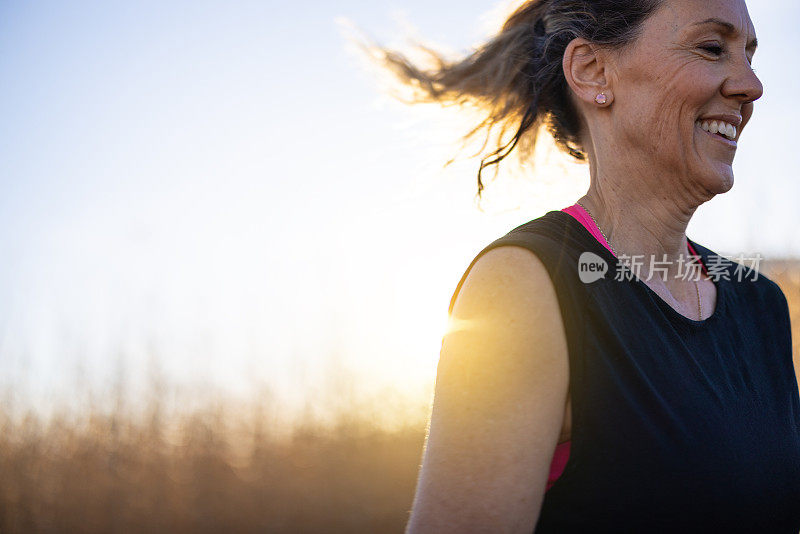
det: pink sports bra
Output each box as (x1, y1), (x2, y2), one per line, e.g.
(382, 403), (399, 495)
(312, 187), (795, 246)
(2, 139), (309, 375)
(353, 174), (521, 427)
(546, 203), (708, 491)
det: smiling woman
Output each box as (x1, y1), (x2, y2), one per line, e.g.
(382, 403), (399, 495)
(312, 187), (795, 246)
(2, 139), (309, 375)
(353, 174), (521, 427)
(362, 0), (800, 532)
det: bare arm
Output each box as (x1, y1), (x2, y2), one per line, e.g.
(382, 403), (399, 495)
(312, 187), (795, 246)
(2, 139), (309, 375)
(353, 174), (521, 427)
(406, 246), (570, 534)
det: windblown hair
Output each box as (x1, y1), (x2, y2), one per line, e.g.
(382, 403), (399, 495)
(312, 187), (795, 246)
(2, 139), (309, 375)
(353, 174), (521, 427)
(369, 0), (662, 197)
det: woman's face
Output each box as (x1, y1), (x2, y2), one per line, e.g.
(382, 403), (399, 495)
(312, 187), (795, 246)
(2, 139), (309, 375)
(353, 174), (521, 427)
(608, 0), (761, 194)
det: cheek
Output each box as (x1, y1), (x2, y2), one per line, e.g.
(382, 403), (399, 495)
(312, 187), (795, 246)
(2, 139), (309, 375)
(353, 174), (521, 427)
(650, 66), (709, 119)
(619, 77), (694, 150)
(620, 64), (712, 150)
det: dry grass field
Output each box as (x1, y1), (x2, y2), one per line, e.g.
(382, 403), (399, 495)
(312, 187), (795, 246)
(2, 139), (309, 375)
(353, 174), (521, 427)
(0, 393), (428, 534)
(1, 260), (798, 534)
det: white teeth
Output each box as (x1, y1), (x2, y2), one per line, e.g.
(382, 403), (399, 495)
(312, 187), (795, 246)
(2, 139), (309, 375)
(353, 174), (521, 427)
(697, 119), (737, 140)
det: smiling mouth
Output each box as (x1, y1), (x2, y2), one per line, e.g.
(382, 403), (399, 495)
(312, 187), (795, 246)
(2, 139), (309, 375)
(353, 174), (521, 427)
(696, 121), (737, 148)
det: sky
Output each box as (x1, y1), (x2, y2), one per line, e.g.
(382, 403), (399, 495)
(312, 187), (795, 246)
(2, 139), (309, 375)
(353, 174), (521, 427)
(1, 0), (798, 423)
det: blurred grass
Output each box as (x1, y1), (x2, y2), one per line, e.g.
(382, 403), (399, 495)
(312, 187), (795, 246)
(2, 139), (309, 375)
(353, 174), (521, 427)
(0, 390), (428, 533)
(0, 259), (797, 534)
(763, 259), (800, 375)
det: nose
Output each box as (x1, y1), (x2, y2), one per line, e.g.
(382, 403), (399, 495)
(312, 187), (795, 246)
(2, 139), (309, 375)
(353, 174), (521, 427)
(722, 56), (764, 106)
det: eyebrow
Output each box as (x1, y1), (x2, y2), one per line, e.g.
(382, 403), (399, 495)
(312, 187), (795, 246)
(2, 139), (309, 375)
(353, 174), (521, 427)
(693, 17), (758, 50)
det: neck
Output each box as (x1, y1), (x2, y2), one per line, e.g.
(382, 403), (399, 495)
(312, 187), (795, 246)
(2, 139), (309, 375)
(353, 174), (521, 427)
(578, 174), (702, 282)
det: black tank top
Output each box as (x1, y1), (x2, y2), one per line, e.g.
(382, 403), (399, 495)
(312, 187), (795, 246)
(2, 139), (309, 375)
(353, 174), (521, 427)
(448, 210), (800, 533)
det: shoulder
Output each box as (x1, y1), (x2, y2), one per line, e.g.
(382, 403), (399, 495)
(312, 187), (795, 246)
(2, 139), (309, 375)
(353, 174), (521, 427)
(447, 211), (589, 316)
(505, 210), (588, 252)
(445, 241), (569, 373)
(451, 245), (556, 323)
(691, 240), (783, 297)
(692, 240), (791, 326)
(726, 256), (787, 309)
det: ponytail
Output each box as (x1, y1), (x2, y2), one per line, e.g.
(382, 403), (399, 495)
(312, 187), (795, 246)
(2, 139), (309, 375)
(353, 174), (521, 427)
(362, 0), (662, 198)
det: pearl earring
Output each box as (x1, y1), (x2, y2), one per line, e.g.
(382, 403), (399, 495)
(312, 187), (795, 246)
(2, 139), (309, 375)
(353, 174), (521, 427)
(595, 93), (608, 105)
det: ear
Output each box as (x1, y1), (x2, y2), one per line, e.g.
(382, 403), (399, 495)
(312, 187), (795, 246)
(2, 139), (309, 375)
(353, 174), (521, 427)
(562, 37), (611, 106)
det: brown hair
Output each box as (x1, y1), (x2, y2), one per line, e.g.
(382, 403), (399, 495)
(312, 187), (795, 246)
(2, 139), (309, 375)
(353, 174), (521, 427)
(364, 0), (663, 198)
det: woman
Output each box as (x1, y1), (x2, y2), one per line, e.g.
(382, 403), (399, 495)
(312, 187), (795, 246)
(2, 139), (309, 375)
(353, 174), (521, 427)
(369, 0), (800, 532)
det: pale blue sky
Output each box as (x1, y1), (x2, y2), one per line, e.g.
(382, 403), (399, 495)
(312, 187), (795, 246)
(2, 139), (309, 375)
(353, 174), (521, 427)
(1, 1), (797, 420)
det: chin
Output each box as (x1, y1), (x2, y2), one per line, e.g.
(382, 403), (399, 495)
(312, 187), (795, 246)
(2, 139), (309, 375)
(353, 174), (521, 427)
(705, 167), (734, 195)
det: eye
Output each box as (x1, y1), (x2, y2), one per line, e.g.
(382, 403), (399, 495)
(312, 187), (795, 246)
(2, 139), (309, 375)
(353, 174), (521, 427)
(699, 44), (724, 56)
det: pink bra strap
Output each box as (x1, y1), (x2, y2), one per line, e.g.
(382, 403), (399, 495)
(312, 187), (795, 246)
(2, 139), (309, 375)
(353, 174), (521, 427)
(546, 440), (571, 491)
(561, 203), (616, 257)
